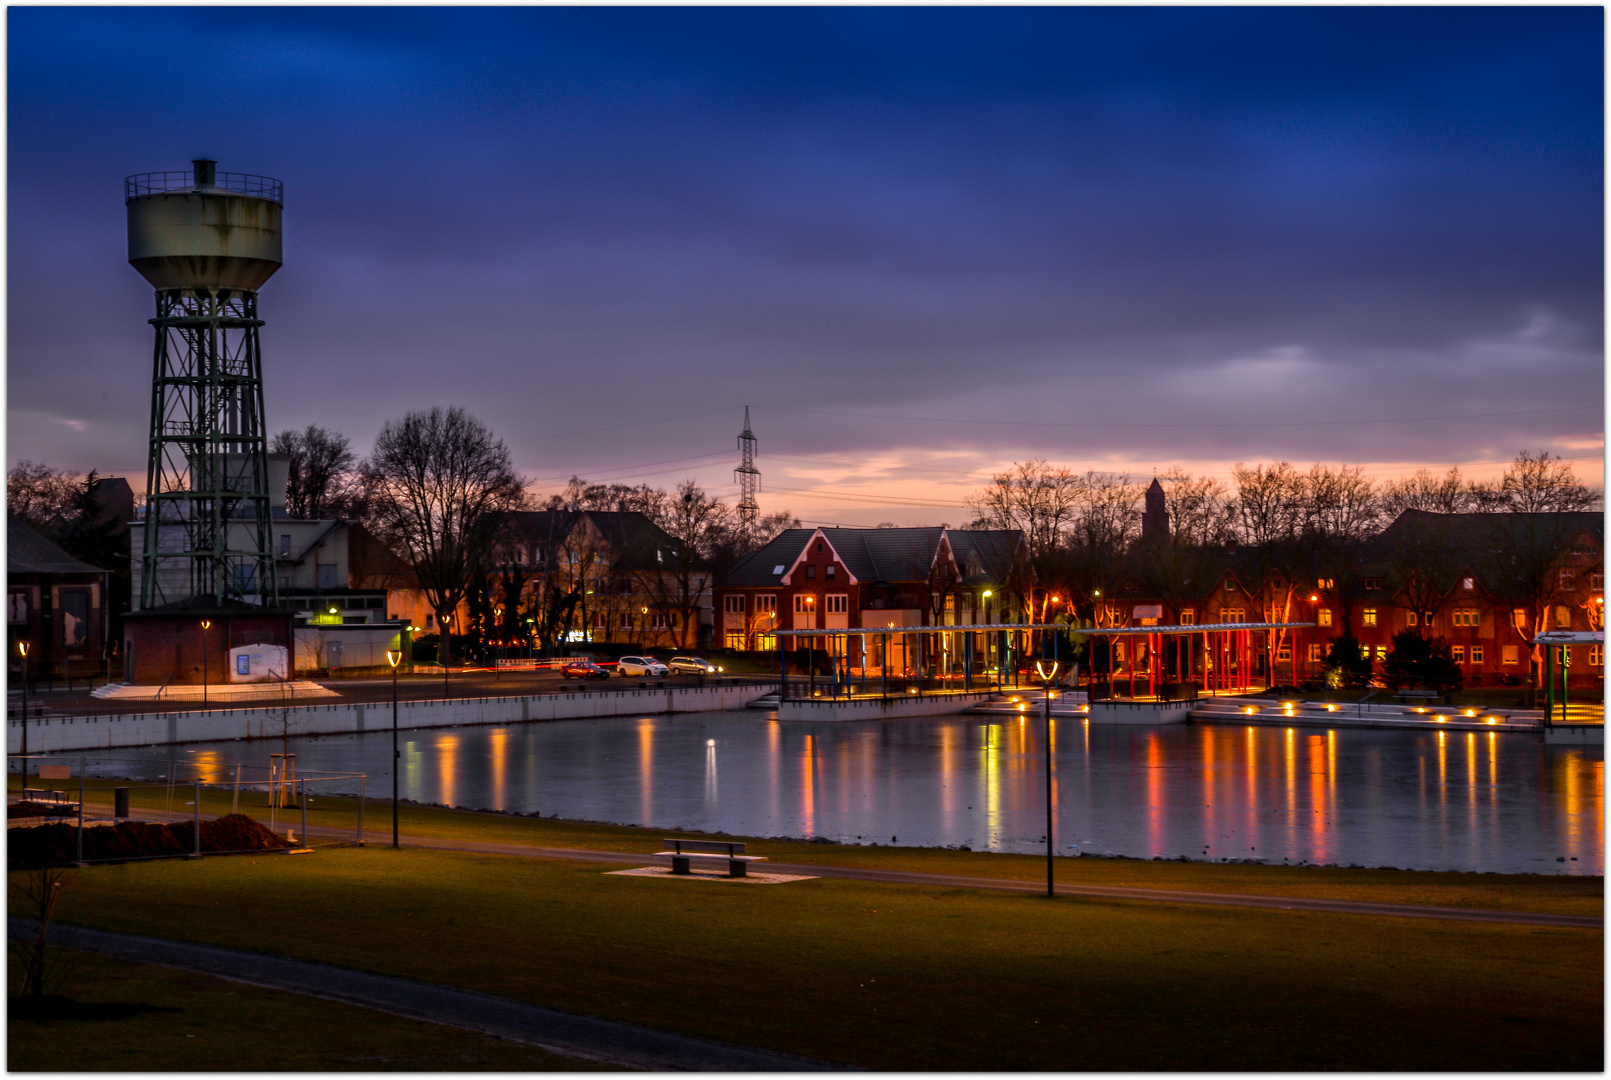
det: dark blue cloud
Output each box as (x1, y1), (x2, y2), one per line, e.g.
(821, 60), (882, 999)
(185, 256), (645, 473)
(7, 6), (1602, 520)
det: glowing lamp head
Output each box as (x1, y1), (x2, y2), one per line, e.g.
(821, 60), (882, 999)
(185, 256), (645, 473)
(200, 619), (211, 630)
(386, 650), (402, 669)
(17, 641), (29, 658)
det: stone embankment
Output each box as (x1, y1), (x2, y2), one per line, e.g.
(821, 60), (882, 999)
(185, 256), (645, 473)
(7, 683), (779, 754)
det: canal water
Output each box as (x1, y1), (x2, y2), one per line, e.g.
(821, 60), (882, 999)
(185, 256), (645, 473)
(89, 711), (1603, 875)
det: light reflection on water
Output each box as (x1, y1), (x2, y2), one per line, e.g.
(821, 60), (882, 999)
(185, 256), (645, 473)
(102, 712), (1604, 874)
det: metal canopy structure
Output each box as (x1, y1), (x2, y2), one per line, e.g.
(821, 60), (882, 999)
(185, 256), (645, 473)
(1531, 630), (1604, 727)
(772, 621), (1320, 702)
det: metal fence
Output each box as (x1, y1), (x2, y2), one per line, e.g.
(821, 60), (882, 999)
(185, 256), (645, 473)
(123, 171), (284, 203)
(8, 756), (366, 867)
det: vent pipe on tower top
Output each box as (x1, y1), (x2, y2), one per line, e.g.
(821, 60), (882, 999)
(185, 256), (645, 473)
(192, 158), (216, 188)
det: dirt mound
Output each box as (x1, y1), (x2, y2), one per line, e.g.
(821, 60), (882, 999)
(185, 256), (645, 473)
(8, 814), (290, 867)
(8, 801), (77, 820)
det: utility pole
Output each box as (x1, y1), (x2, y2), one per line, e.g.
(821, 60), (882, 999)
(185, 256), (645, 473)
(735, 406), (760, 542)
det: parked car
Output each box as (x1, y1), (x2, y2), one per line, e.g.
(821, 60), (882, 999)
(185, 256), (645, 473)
(668, 656), (719, 675)
(559, 660), (610, 680)
(617, 656), (669, 677)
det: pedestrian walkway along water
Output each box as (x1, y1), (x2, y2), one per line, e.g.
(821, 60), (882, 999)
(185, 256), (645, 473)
(7, 918), (835, 1072)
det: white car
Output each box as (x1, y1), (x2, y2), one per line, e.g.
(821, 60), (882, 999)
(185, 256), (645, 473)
(668, 656), (718, 675)
(617, 655), (669, 677)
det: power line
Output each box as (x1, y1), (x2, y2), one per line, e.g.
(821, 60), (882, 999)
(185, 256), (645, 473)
(756, 403), (1601, 431)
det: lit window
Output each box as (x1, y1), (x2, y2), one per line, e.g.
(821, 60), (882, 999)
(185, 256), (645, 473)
(1363, 608), (1378, 627)
(1555, 605), (1572, 629)
(758, 633), (778, 652)
(1513, 608), (1529, 631)
(1470, 646), (1483, 664)
(1591, 646), (1603, 668)
(725, 631), (746, 650)
(1318, 608), (1332, 627)
(1462, 577), (1474, 591)
(1502, 645), (1519, 665)
(1180, 609), (1195, 625)
(1451, 646), (1465, 663)
(1374, 645), (1387, 661)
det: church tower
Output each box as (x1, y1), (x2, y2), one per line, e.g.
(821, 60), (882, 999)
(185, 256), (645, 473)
(1141, 477), (1170, 541)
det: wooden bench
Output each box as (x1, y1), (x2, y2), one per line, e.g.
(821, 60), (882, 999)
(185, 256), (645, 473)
(655, 838), (766, 878)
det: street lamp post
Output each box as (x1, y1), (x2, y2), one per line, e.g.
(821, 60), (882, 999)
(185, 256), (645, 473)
(387, 649), (402, 848)
(200, 619), (211, 705)
(441, 614), (451, 700)
(17, 641), (30, 784)
(1036, 659), (1059, 898)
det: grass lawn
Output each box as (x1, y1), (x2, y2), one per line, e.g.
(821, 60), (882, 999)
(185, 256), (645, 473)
(13, 774), (1604, 918)
(15, 842), (1602, 1071)
(6, 948), (602, 1071)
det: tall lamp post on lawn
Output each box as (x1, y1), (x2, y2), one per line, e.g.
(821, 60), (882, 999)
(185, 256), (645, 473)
(200, 619), (211, 705)
(1035, 659), (1059, 899)
(387, 648), (402, 848)
(441, 614), (452, 700)
(17, 640), (30, 784)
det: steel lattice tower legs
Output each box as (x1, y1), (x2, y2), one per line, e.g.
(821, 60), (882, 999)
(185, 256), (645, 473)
(140, 288), (278, 609)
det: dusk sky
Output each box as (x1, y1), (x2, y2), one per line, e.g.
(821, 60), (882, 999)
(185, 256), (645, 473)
(7, 6), (1604, 526)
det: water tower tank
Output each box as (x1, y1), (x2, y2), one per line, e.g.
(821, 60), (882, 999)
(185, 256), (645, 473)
(126, 158), (282, 292)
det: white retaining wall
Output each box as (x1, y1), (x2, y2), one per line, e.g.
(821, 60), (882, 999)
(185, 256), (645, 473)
(1088, 699), (1195, 725)
(8, 684), (780, 754)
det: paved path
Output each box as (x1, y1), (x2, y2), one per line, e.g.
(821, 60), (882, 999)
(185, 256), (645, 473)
(335, 830), (1602, 929)
(8, 918), (834, 1072)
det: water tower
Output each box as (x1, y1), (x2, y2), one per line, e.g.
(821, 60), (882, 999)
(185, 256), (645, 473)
(126, 159), (282, 610)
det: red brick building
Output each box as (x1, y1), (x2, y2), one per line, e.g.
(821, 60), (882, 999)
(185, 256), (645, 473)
(714, 526), (1027, 673)
(1107, 509), (1603, 691)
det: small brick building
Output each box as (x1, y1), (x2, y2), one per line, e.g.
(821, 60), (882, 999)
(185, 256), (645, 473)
(122, 595), (293, 686)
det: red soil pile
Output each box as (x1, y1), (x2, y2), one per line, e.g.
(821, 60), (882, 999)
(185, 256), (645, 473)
(8, 813), (290, 867)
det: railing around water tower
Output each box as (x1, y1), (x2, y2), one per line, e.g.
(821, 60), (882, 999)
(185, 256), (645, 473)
(125, 171), (284, 204)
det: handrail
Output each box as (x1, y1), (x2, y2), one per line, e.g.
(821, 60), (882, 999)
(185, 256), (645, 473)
(125, 171), (283, 204)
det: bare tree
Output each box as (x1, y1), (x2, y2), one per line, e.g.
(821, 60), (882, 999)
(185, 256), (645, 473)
(7, 460), (79, 533)
(637, 480), (728, 649)
(966, 460), (1082, 563)
(1495, 450), (1601, 513)
(272, 425), (356, 518)
(361, 407), (526, 667)
(1381, 467), (1471, 517)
